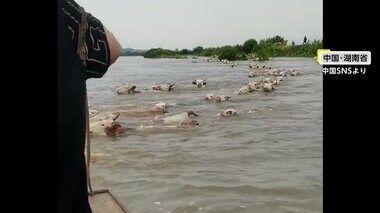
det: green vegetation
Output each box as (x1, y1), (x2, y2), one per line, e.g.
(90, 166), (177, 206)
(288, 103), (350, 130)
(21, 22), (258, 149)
(242, 39), (258, 54)
(142, 35), (322, 61)
(143, 48), (186, 59)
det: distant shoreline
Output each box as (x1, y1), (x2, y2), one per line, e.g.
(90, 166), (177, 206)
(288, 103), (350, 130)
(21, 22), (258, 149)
(122, 35), (322, 61)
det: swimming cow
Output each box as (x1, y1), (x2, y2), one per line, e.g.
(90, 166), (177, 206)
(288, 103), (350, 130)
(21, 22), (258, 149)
(115, 83), (140, 95)
(217, 109), (238, 117)
(89, 112), (125, 137)
(160, 111), (199, 125)
(192, 79), (207, 88)
(205, 94), (231, 102)
(151, 83), (176, 92)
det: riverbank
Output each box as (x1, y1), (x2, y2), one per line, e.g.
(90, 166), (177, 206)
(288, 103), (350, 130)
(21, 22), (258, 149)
(139, 36), (322, 61)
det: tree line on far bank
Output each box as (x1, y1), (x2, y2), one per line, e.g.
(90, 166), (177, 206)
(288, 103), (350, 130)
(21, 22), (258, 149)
(139, 35), (323, 61)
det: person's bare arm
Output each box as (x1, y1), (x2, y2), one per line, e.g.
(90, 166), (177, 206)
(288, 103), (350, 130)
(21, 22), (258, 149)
(104, 27), (122, 65)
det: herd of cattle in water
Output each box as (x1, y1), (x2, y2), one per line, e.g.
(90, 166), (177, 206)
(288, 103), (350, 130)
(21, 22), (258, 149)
(89, 59), (303, 137)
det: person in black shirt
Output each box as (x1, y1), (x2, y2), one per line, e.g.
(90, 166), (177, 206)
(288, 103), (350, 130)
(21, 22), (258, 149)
(58, 0), (121, 212)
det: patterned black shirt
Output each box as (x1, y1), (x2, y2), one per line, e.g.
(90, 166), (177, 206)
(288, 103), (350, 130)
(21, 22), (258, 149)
(60, 0), (111, 78)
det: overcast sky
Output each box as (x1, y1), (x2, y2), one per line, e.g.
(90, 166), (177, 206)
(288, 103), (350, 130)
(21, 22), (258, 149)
(76, 0), (322, 50)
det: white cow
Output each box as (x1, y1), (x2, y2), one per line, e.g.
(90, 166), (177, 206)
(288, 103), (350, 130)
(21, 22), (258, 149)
(115, 84), (140, 95)
(217, 109), (238, 117)
(192, 79), (207, 88)
(151, 83), (175, 92)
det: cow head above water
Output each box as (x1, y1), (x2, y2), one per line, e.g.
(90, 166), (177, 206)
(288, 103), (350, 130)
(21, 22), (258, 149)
(116, 84), (137, 95)
(205, 93), (214, 100)
(218, 109), (238, 117)
(192, 79), (207, 88)
(151, 102), (169, 113)
(104, 122), (125, 136)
